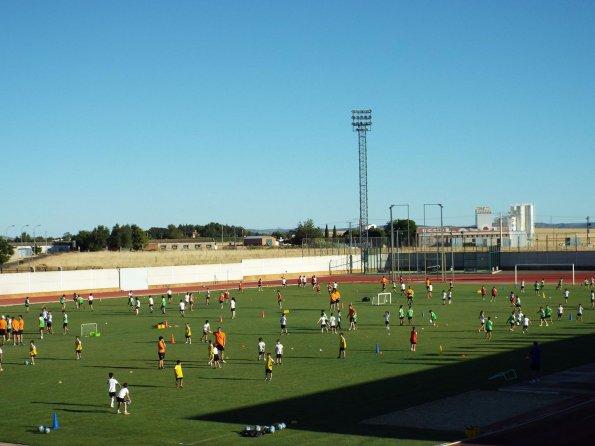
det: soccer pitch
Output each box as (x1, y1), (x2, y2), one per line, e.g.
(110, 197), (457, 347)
(1, 281), (594, 445)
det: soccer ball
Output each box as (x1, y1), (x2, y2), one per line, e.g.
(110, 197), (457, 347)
(44, 427), (51, 434)
(25, 360), (30, 366)
(126, 400), (132, 406)
(38, 426), (45, 433)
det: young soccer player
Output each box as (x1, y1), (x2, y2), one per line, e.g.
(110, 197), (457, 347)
(348, 303), (357, 330)
(280, 313), (288, 335)
(490, 286), (498, 302)
(205, 288), (211, 305)
(563, 288), (570, 304)
(277, 290), (283, 309)
(230, 297), (237, 319)
(338, 332), (347, 358)
(75, 336), (83, 360)
(384, 311), (390, 330)
(441, 290), (447, 305)
(577, 304), (584, 322)
(336, 310), (342, 330)
(201, 320), (212, 343)
(116, 383), (131, 415)
(207, 340), (214, 366)
(447, 289), (453, 304)
(257, 337), (266, 361)
(212, 345), (221, 369)
(62, 311), (68, 334)
(107, 372), (120, 408)
(429, 310), (437, 327)
(258, 278), (263, 291)
(148, 295), (154, 313)
(24, 296), (30, 313)
(398, 305), (405, 326)
(538, 307), (548, 327)
(275, 340), (284, 365)
(135, 297), (141, 315)
(29, 340), (37, 365)
(179, 299), (186, 317)
(38, 313), (45, 339)
(214, 327), (226, 362)
(522, 315), (530, 334)
(410, 327), (417, 352)
(545, 305), (553, 324)
(407, 306), (414, 326)
(167, 288), (173, 303)
(174, 360), (184, 389)
(318, 310), (328, 333)
(160, 296), (166, 314)
(485, 317), (493, 339)
(507, 312), (516, 331)
(218, 292), (224, 309)
(265, 353), (273, 381)
(329, 313), (337, 334)
(157, 336), (166, 369)
(60, 294), (66, 310)
(185, 323), (192, 344)
(88, 293), (94, 311)
(520, 279), (525, 293)
(557, 303), (564, 321)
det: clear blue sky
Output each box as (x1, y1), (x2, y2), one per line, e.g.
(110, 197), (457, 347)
(1, 0), (594, 237)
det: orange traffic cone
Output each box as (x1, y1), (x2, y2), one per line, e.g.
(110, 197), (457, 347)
(170, 333), (176, 344)
(261, 311), (265, 319)
(164, 320), (169, 328)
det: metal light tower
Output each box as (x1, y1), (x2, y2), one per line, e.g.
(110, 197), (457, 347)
(352, 109), (372, 271)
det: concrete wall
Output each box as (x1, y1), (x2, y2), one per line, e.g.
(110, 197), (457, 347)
(0, 254), (358, 297)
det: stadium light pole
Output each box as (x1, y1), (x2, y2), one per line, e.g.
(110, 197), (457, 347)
(389, 205), (395, 279)
(424, 204), (443, 281)
(5, 224), (15, 241)
(33, 224), (41, 255)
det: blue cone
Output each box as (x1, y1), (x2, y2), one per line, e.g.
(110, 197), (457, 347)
(375, 343), (380, 354)
(52, 411), (60, 430)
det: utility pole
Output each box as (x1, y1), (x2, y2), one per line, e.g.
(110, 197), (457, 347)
(587, 216), (591, 246)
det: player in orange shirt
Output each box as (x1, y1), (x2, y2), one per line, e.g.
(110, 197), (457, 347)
(214, 327), (227, 363)
(381, 276), (388, 291)
(0, 317), (7, 342)
(18, 316), (25, 346)
(11, 318), (19, 346)
(157, 336), (166, 369)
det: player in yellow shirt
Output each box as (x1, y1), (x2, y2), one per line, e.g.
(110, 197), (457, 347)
(174, 360), (184, 388)
(185, 323), (192, 344)
(75, 336), (83, 360)
(338, 333), (347, 359)
(265, 353), (273, 381)
(29, 340), (37, 365)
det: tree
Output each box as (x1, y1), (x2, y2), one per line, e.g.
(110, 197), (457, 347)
(107, 224), (122, 250)
(90, 225), (110, 251)
(292, 219), (324, 245)
(0, 238), (15, 265)
(166, 224), (185, 239)
(324, 224), (329, 239)
(384, 219), (418, 246)
(131, 225), (148, 250)
(332, 225), (337, 238)
(120, 225), (133, 249)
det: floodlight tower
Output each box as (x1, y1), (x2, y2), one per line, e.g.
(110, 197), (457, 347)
(352, 109), (372, 271)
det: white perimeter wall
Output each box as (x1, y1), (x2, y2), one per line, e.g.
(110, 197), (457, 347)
(0, 255), (357, 296)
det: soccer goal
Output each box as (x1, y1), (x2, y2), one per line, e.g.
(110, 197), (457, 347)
(372, 292), (392, 305)
(514, 264), (575, 287)
(81, 323), (98, 337)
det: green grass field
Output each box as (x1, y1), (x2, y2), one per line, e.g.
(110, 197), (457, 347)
(1, 282), (594, 445)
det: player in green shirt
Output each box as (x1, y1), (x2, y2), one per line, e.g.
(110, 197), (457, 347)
(429, 310), (437, 326)
(62, 311), (69, 334)
(485, 317), (493, 339)
(398, 305), (405, 326)
(407, 307), (414, 325)
(507, 312), (515, 331)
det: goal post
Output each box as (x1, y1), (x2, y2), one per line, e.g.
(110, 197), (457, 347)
(514, 264), (575, 287)
(372, 292), (392, 305)
(81, 323), (98, 337)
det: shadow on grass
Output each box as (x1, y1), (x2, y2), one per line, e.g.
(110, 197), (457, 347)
(33, 401), (105, 408)
(190, 332), (595, 443)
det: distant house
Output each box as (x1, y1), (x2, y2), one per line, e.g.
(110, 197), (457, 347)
(148, 239), (218, 251)
(244, 236), (277, 247)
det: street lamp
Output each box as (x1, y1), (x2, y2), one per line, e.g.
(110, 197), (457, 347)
(21, 224), (29, 245)
(5, 224), (15, 240)
(33, 224), (42, 255)
(389, 205), (395, 279)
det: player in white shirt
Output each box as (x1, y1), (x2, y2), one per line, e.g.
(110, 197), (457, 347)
(563, 288), (570, 303)
(280, 314), (288, 335)
(427, 284), (433, 299)
(516, 310), (524, 326)
(274, 340), (284, 364)
(400, 282), (406, 296)
(179, 300), (186, 317)
(201, 320), (211, 343)
(184, 293), (190, 305)
(167, 288), (173, 303)
(384, 311), (390, 330)
(441, 290), (447, 305)
(522, 316), (530, 333)
(88, 294), (94, 311)
(230, 298), (237, 319)
(318, 311), (329, 333)
(329, 314), (337, 334)
(281, 276), (287, 288)
(135, 297), (141, 315)
(107, 372), (120, 407)
(257, 337), (266, 360)
(116, 383), (131, 415)
(148, 296), (154, 313)
(447, 290), (453, 304)
(557, 304), (564, 320)
(577, 304), (584, 322)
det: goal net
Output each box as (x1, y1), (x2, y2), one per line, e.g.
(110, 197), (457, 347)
(372, 292), (392, 305)
(81, 323), (98, 337)
(514, 264), (575, 287)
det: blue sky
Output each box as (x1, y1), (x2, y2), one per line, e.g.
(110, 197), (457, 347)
(1, 0), (594, 237)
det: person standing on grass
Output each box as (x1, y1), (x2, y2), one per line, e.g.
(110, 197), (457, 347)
(179, 299), (186, 317)
(545, 305), (553, 324)
(218, 292), (224, 309)
(258, 278), (263, 291)
(265, 353), (273, 381)
(277, 290), (283, 309)
(75, 336), (83, 360)
(557, 303), (564, 321)
(17, 316), (24, 345)
(384, 311), (390, 330)
(329, 313), (337, 334)
(205, 288), (211, 305)
(160, 295), (167, 314)
(214, 327), (226, 363)
(522, 315), (530, 334)
(230, 297), (237, 319)
(88, 293), (94, 311)
(24, 296), (30, 313)
(29, 340), (37, 365)
(135, 297), (141, 315)
(116, 383), (131, 415)
(400, 281), (406, 296)
(38, 313), (45, 339)
(0, 316), (7, 342)
(577, 304), (584, 322)
(60, 294), (66, 310)
(520, 279), (525, 293)
(202, 320), (212, 343)
(275, 339), (284, 365)
(490, 286), (498, 302)
(507, 312), (516, 331)
(211, 345), (221, 369)
(107, 372), (120, 408)
(399, 305), (405, 326)
(429, 310), (437, 327)
(258, 338), (266, 361)
(185, 323), (192, 344)
(62, 311), (69, 334)
(174, 360), (184, 389)
(410, 327), (417, 352)
(167, 288), (173, 304)
(318, 310), (329, 333)
(189, 292), (195, 311)
(485, 317), (493, 339)
(480, 286), (487, 300)
(441, 290), (447, 305)
(528, 341), (541, 384)
(157, 336), (166, 369)
(148, 295), (154, 313)
(538, 307), (547, 327)
(338, 333), (347, 358)
(280, 313), (288, 335)
(407, 306), (414, 326)
(563, 288), (570, 304)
